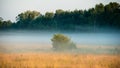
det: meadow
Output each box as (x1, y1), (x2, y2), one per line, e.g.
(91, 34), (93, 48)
(0, 52), (120, 68)
(0, 32), (120, 68)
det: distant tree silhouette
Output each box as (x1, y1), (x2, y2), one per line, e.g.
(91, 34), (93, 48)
(16, 10), (40, 29)
(0, 2), (120, 30)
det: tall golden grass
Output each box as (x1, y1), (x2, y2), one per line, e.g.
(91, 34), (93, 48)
(0, 53), (120, 68)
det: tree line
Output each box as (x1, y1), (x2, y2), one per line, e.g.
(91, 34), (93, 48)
(0, 2), (120, 31)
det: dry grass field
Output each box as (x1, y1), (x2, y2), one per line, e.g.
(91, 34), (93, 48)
(0, 53), (120, 68)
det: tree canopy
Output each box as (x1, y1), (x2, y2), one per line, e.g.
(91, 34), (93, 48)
(51, 34), (76, 50)
(0, 2), (120, 30)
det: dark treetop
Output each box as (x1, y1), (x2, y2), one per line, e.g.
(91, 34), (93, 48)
(0, 2), (120, 31)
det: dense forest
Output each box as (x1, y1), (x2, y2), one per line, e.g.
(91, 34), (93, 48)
(0, 2), (120, 31)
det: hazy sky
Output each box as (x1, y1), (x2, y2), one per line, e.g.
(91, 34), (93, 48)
(0, 0), (120, 22)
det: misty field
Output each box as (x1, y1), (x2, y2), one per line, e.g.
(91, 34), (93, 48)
(0, 53), (120, 68)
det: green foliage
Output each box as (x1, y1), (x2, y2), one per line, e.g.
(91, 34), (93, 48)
(0, 19), (12, 29)
(51, 34), (76, 50)
(0, 2), (120, 30)
(16, 10), (40, 29)
(45, 12), (54, 19)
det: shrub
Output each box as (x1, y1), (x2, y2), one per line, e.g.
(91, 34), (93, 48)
(51, 34), (76, 50)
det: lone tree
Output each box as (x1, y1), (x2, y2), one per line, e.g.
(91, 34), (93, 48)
(51, 34), (76, 50)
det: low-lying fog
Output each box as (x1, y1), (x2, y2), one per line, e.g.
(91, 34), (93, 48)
(0, 30), (120, 45)
(0, 30), (120, 53)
